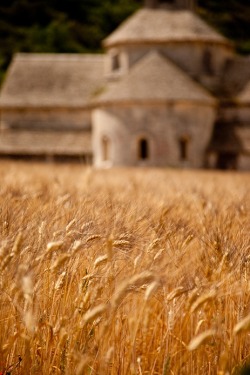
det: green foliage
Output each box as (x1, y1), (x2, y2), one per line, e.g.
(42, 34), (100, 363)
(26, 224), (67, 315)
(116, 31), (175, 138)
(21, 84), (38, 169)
(0, 0), (249, 83)
(22, 19), (87, 53)
(0, 0), (142, 79)
(198, 0), (250, 54)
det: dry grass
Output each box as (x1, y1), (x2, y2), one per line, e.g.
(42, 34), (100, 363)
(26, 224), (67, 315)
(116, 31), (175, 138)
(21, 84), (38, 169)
(0, 161), (249, 375)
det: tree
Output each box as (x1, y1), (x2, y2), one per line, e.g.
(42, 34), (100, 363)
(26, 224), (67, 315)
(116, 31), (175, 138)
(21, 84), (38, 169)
(0, 0), (249, 83)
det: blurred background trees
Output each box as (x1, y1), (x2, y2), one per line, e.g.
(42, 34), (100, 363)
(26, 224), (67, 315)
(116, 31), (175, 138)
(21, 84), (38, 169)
(0, 0), (249, 83)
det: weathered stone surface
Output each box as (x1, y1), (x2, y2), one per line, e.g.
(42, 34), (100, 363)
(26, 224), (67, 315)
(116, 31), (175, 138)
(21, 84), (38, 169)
(0, 0), (249, 169)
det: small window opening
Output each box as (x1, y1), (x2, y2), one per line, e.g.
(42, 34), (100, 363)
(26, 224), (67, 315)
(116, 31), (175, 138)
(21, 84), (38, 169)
(102, 136), (110, 161)
(138, 138), (149, 160)
(179, 137), (189, 161)
(112, 54), (120, 71)
(203, 49), (214, 75)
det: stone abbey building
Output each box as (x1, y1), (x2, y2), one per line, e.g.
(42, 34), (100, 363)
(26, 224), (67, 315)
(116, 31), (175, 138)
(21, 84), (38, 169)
(0, 0), (250, 169)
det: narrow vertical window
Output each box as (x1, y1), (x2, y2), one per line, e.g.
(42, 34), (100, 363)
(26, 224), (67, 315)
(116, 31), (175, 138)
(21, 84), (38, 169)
(102, 136), (110, 161)
(179, 137), (189, 161)
(112, 54), (120, 71)
(203, 49), (213, 75)
(138, 138), (149, 160)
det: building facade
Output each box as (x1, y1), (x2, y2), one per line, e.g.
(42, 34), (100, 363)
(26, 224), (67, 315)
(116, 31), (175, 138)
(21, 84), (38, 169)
(0, 0), (250, 169)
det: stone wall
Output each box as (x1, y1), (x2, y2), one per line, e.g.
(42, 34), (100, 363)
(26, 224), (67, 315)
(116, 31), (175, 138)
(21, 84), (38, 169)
(105, 42), (233, 81)
(208, 103), (250, 170)
(236, 105), (250, 124)
(238, 155), (250, 170)
(92, 102), (216, 168)
(0, 108), (92, 131)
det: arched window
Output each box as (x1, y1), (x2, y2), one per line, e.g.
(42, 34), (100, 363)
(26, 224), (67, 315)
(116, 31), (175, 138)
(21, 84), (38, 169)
(203, 49), (214, 75)
(112, 54), (120, 71)
(102, 136), (110, 161)
(179, 136), (189, 161)
(138, 138), (149, 160)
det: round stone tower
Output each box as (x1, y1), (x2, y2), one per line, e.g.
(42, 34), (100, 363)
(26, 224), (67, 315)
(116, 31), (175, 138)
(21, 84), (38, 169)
(92, 51), (217, 168)
(103, 0), (233, 82)
(92, 0), (233, 168)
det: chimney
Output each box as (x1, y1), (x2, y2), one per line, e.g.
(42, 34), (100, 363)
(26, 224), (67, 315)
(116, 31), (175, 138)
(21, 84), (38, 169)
(176, 0), (196, 10)
(144, 0), (158, 8)
(144, 0), (196, 10)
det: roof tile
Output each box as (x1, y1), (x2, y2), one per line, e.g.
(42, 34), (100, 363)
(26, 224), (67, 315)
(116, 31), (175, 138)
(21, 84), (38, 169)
(0, 54), (105, 108)
(95, 51), (216, 104)
(104, 8), (230, 47)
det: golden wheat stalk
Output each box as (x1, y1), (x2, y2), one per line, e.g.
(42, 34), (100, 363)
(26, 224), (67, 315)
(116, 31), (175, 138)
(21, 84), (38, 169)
(187, 329), (216, 351)
(233, 314), (250, 335)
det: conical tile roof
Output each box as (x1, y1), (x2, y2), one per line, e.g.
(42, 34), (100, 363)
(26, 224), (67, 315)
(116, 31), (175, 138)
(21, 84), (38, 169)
(104, 8), (230, 48)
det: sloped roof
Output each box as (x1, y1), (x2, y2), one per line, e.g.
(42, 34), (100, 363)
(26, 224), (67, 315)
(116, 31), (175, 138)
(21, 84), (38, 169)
(0, 129), (92, 155)
(104, 8), (230, 48)
(237, 80), (250, 104)
(95, 51), (216, 105)
(0, 53), (105, 108)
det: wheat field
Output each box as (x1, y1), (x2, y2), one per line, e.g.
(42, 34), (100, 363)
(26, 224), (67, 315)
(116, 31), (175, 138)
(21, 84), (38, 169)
(0, 161), (249, 375)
